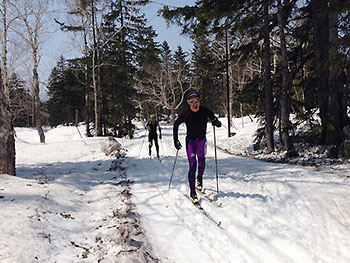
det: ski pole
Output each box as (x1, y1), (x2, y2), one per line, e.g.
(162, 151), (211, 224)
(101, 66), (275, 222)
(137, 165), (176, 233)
(168, 149), (179, 189)
(160, 136), (165, 156)
(138, 129), (147, 157)
(213, 126), (219, 194)
(221, 123), (236, 137)
(76, 126), (83, 138)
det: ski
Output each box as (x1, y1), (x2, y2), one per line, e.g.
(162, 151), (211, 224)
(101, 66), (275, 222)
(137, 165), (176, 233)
(196, 188), (222, 208)
(185, 195), (222, 228)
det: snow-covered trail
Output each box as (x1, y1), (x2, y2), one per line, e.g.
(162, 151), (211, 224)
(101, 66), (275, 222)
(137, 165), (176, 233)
(125, 122), (350, 263)
(1, 126), (158, 263)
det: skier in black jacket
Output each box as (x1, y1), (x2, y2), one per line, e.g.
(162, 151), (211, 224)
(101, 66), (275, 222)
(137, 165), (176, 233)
(146, 114), (162, 159)
(173, 90), (221, 202)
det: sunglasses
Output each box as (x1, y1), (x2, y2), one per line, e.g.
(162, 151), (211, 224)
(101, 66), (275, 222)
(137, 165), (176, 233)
(188, 99), (200, 104)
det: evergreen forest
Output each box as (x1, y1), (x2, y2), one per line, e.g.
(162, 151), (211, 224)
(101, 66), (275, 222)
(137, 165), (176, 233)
(1, 0), (350, 176)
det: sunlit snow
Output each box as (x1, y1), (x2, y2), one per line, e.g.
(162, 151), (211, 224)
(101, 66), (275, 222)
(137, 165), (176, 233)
(1, 117), (349, 262)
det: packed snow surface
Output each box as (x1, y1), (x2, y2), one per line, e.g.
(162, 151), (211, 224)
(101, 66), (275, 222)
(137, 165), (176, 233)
(1, 116), (350, 262)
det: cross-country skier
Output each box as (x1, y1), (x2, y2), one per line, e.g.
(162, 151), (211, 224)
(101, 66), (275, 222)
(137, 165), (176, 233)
(146, 114), (162, 159)
(173, 90), (221, 202)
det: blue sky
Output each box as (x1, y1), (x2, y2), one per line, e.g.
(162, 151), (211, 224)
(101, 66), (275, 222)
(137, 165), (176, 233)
(40, 0), (196, 86)
(142, 0), (195, 52)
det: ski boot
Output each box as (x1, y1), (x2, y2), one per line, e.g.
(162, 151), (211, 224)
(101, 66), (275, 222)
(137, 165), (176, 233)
(196, 175), (203, 191)
(190, 189), (199, 204)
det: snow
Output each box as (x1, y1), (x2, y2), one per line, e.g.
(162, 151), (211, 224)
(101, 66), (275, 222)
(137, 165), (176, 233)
(1, 126), (157, 262)
(1, 117), (350, 262)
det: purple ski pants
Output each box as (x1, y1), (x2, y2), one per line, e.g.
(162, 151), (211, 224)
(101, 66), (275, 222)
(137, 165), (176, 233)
(186, 138), (206, 192)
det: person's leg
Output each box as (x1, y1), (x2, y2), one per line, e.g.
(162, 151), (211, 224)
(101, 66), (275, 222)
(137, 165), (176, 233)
(148, 136), (153, 156)
(197, 139), (206, 177)
(186, 138), (197, 194)
(154, 136), (159, 157)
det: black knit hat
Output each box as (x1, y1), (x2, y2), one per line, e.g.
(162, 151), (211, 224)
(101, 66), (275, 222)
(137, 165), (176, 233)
(186, 90), (200, 100)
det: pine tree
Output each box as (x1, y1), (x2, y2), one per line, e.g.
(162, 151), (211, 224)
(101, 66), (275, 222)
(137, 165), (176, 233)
(160, 1), (347, 152)
(47, 56), (85, 127)
(101, 0), (152, 137)
(191, 37), (224, 113)
(312, 0), (330, 143)
(134, 17), (160, 118)
(9, 73), (32, 127)
(262, 0), (274, 152)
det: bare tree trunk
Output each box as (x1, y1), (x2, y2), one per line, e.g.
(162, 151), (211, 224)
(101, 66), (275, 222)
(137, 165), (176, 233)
(85, 92), (92, 136)
(0, 0), (15, 176)
(1, 0), (9, 100)
(170, 107), (176, 125)
(326, 0), (341, 146)
(11, 0), (48, 143)
(0, 91), (16, 176)
(277, 0), (292, 152)
(312, 0), (329, 143)
(82, 14), (92, 137)
(240, 103), (244, 128)
(33, 60), (45, 143)
(97, 50), (103, 135)
(263, 0), (274, 153)
(91, 0), (102, 136)
(75, 109), (79, 126)
(225, 29), (232, 136)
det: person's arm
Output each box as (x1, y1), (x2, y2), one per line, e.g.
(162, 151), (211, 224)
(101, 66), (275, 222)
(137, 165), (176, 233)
(158, 121), (162, 139)
(206, 108), (221, 127)
(173, 112), (185, 149)
(146, 121), (151, 133)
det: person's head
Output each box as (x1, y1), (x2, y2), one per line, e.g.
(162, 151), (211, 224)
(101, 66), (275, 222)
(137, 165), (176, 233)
(186, 90), (200, 112)
(150, 114), (156, 122)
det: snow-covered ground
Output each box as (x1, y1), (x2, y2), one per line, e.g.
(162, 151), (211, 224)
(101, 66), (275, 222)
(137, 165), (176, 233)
(1, 126), (157, 262)
(1, 116), (350, 262)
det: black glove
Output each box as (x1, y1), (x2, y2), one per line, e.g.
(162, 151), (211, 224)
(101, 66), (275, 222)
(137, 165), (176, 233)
(174, 139), (182, 150)
(159, 134), (162, 140)
(212, 118), (222, 128)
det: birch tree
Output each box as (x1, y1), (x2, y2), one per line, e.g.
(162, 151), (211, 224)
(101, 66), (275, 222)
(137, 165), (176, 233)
(0, 81), (16, 176)
(1, 0), (10, 100)
(139, 43), (191, 123)
(0, 0), (16, 176)
(10, 0), (53, 143)
(210, 34), (260, 128)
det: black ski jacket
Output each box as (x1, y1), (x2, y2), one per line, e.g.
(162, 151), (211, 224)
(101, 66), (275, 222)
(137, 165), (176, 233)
(173, 106), (217, 141)
(147, 121), (161, 137)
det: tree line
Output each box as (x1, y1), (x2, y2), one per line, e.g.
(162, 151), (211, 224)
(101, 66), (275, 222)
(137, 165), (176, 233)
(1, 0), (350, 176)
(162, 0), (350, 156)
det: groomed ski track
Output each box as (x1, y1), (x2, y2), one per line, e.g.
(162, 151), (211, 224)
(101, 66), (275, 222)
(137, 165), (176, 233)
(123, 123), (350, 263)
